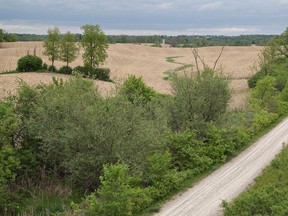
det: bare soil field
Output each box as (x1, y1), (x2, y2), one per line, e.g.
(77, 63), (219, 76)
(0, 42), (263, 107)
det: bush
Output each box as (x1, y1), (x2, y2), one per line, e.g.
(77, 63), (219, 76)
(248, 69), (266, 88)
(119, 75), (157, 104)
(17, 55), (43, 72)
(42, 63), (48, 70)
(58, 66), (73, 75)
(48, 65), (57, 72)
(167, 131), (212, 172)
(93, 68), (111, 81)
(169, 67), (230, 132)
(73, 66), (111, 81)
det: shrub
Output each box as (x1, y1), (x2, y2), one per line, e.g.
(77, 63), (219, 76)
(17, 55), (43, 72)
(169, 67), (230, 132)
(73, 65), (87, 74)
(248, 69), (266, 88)
(0, 146), (20, 214)
(93, 68), (111, 81)
(58, 66), (73, 75)
(73, 66), (111, 81)
(42, 63), (48, 70)
(48, 65), (57, 72)
(119, 75), (157, 104)
(167, 131), (212, 172)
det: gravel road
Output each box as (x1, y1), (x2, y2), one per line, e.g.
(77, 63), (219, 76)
(155, 117), (288, 216)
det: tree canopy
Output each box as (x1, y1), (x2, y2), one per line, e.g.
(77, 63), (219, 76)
(81, 24), (109, 69)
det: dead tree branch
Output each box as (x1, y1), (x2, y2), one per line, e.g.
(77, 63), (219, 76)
(213, 46), (225, 70)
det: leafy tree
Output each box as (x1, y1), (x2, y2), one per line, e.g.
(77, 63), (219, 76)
(81, 24), (109, 69)
(59, 31), (79, 66)
(43, 27), (61, 70)
(119, 75), (157, 104)
(169, 67), (230, 132)
(250, 76), (279, 112)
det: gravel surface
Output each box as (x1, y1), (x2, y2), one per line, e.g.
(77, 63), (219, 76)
(155, 117), (288, 216)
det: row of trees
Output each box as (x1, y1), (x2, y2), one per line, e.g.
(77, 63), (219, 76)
(43, 25), (108, 71)
(0, 29), (16, 46)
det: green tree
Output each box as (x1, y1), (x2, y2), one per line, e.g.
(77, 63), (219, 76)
(43, 27), (61, 70)
(250, 76), (279, 112)
(169, 67), (230, 132)
(81, 24), (109, 69)
(119, 75), (157, 105)
(59, 31), (79, 66)
(0, 29), (3, 47)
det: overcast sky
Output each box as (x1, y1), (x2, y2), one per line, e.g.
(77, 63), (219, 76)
(0, 0), (287, 35)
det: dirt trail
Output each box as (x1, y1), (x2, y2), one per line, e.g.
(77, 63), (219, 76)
(155, 117), (288, 216)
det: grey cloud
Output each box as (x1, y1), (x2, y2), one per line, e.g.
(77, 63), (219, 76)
(0, 0), (287, 35)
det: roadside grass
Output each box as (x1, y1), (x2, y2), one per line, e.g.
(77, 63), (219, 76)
(14, 181), (84, 216)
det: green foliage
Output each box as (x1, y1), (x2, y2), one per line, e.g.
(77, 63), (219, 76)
(58, 66), (73, 74)
(251, 76), (279, 112)
(95, 163), (134, 216)
(264, 27), (288, 64)
(48, 65), (57, 72)
(119, 75), (157, 104)
(224, 147), (288, 216)
(144, 151), (184, 200)
(167, 131), (212, 172)
(0, 29), (16, 44)
(81, 24), (109, 69)
(59, 31), (79, 66)
(0, 101), (19, 148)
(42, 62), (48, 70)
(169, 67), (230, 131)
(249, 28), (288, 90)
(92, 68), (111, 81)
(73, 66), (111, 81)
(73, 163), (152, 216)
(0, 146), (20, 213)
(22, 77), (165, 190)
(248, 69), (266, 88)
(43, 27), (61, 69)
(16, 55), (43, 72)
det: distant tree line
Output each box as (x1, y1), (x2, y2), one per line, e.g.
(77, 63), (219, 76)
(0, 29), (16, 44)
(1, 28), (276, 47)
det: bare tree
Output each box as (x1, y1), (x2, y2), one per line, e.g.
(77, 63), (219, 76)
(191, 46), (225, 73)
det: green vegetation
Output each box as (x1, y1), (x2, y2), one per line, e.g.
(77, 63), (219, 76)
(1, 27), (287, 216)
(2, 24), (111, 82)
(163, 56), (193, 80)
(1, 62), (285, 215)
(59, 31), (79, 67)
(43, 27), (61, 70)
(16, 55), (43, 72)
(81, 24), (109, 69)
(223, 27), (288, 215)
(223, 146), (288, 216)
(1, 28), (275, 47)
(0, 29), (16, 45)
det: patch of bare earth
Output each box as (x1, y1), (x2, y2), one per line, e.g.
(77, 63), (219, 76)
(0, 42), (263, 107)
